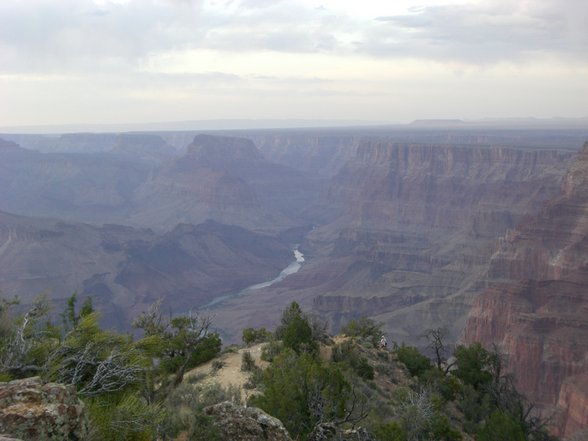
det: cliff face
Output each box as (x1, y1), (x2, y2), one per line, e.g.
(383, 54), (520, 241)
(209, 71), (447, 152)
(310, 143), (572, 341)
(328, 142), (569, 233)
(463, 142), (588, 438)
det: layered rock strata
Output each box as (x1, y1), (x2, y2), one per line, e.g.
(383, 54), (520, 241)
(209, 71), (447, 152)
(463, 142), (588, 438)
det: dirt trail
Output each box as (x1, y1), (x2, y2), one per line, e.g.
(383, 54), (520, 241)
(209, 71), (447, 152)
(184, 343), (267, 402)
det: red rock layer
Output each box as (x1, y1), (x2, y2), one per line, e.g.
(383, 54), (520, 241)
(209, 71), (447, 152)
(463, 142), (588, 438)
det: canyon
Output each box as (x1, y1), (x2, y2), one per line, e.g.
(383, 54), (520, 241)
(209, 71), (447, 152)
(1, 125), (588, 437)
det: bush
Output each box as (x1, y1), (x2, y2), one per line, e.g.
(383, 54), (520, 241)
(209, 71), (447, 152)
(186, 412), (221, 441)
(429, 413), (463, 441)
(242, 327), (272, 345)
(244, 366), (264, 390)
(331, 341), (374, 380)
(341, 317), (382, 347)
(86, 393), (164, 441)
(211, 360), (225, 373)
(161, 383), (221, 441)
(198, 383), (242, 407)
(452, 343), (496, 390)
(276, 302), (318, 354)
(373, 421), (407, 441)
(251, 350), (349, 440)
(420, 368), (461, 402)
(394, 344), (432, 378)
(477, 410), (525, 441)
(241, 351), (256, 372)
(260, 339), (283, 362)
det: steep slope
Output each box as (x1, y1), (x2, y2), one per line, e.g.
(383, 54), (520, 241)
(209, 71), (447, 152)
(463, 142), (588, 438)
(0, 210), (291, 330)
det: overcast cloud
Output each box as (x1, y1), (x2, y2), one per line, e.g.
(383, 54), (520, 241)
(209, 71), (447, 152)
(1, 0), (587, 127)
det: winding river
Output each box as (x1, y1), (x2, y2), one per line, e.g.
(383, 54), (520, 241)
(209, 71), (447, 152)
(203, 247), (305, 308)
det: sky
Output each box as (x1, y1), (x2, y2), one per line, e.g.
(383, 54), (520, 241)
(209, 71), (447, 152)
(1, 0), (587, 128)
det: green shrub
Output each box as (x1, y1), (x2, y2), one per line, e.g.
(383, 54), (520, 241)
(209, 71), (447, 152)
(260, 339), (283, 362)
(242, 327), (272, 345)
(477, 410), (525, 441)
(251, 349), (349, 440)
(373, 421), (407, 441)
(244, 366), (264, 390)
(332, 341), (374, 380)
(341, 317), (382, 347)
(430, 413), (463, 441)
(420, 367), (461, 402)
(198, 383), (242, 407)
(276, 302), (317, 354)
(394, 344), (432, 377)
(452, 343), (496, 389)
(186, 412), (221, 441)
(86, 393), (164, 441)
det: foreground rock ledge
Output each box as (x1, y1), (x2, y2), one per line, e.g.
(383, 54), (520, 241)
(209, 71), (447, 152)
(205, 401), (293, 441)
(0, 377), (88, 441)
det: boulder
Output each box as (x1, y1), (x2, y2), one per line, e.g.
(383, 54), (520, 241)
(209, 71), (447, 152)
(204, 401), (292, 441)
(0, 377), (88, 441)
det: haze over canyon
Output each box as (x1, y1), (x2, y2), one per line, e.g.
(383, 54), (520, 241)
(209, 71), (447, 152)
(1, 121), (588, 437)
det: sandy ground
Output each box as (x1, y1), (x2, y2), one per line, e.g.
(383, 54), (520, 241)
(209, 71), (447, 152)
(184, 343), (268, 402)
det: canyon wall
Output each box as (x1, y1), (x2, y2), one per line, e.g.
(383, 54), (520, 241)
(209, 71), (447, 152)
(463, 142), (588, 438)
(310, 142), (573, 342)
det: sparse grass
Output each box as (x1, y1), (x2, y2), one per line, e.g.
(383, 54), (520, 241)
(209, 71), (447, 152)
(211, 360), (225, 374)
(244, 367), (264, 390)
(186, 372), (207, 384)
(241, 350), (256, 372)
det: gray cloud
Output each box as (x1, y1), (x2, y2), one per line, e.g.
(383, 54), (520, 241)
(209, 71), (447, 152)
(367, 0), (588, 63)
(0, 0), (587, 78)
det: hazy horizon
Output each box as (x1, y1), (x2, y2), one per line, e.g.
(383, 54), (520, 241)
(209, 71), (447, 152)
(1, 0), (587, 127)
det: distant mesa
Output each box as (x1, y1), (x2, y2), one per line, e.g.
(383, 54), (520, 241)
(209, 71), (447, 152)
(409, 119), (465, 126)
(186, 134), (264, 162)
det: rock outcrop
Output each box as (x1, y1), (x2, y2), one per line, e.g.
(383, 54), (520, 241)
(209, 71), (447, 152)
(463, 142), (588, 438)
(0, 377), (88, 441)
(204, 401), (293, 441)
